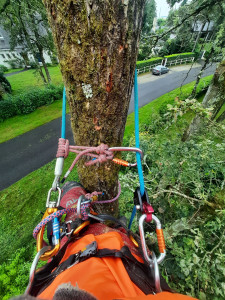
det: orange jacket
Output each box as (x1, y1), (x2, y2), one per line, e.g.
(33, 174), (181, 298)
(38, 231), (197, 300)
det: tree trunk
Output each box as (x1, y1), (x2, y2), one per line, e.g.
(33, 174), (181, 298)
(190, 48), (214, 98)
(38, 64), (48, 84)
(39, 47), (52, 83)
(43, 0), (145, 214)
(183, 61), (225, 141)
(192, 22), (205, 52)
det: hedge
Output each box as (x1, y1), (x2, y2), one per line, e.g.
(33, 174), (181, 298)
(136, 52), (195, 70)
(0, 84), (63, 122)
(136, 57), (163, 69)
(165, 52), (195, 61)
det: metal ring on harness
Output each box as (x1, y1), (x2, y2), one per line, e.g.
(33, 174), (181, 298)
(25, 246), (52, 295)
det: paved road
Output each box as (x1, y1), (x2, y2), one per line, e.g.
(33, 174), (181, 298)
(0, 63), (216, 191)
(5, 69), (29, 77)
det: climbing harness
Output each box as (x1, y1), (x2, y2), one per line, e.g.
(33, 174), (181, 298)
(27, 69), (166, 297)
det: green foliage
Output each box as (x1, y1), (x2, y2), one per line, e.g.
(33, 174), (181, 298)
(120, 123), (225, 299)
(165, 52), (195, 61)
(142, 0), (156, 35)
(0, 247), (32, 299)
(136, 57), (162, 68)
(0, 64), (8, 72)
(0, 71), (11, 100)
(0, 84), (63, 121)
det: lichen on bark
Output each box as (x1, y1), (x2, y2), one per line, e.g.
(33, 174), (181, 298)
(42, 0), (145, 214)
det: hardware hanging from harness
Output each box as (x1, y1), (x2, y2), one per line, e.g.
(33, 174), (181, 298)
(26, 70), (167, 299)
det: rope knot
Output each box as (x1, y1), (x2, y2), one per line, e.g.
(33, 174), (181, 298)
(85, 144), (113, 166)
(56, 138), (69, 158)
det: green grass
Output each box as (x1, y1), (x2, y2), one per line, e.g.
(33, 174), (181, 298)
(7, 66), (62, 95)
(0, 75), (213, 263)
(0, 100), (70, 144)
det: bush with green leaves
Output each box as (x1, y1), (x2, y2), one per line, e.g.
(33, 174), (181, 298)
(0, 71), (12, 100)
(0, 65), (8, 73)
(0, 246), (38, 300)
(165, 52), (195, 62)
(120, 121), (225, 300)
(136, 57), (163, 69)
(0, 84), (63, 121)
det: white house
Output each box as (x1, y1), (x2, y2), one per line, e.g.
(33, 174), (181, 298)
(0, 27), (53, 68)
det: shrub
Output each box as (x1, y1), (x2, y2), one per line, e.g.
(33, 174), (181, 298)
(0, 84), (63, 121)
(136, 57), (163, 69)
(0, 71), (12, 100)
(0, 65), (8, 73)
(165, 52), (195, 62)
(120, 129), (225, 300)
(0, 247), (38, 299)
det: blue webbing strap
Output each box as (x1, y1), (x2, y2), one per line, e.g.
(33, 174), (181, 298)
(128, 69), (145, 229)
(61, 87), (66, 139)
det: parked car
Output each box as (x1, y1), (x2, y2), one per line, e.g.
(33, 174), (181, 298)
(152, 65), (169, 76)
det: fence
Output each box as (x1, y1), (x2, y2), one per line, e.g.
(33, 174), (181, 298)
(137, 57), (195, 75)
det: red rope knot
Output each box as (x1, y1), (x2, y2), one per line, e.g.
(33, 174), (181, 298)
(86, 144), (114, 166)
(56, 138), (69, 158)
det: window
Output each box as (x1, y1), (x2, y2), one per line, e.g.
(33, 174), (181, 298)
(13, 53), (17, 58)
(7, 53), (11, 58)
(1, 54), (5, 59)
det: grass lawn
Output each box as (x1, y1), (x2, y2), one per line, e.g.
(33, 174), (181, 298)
(0, 76), (214, 263)
(7, 65), (62, 95)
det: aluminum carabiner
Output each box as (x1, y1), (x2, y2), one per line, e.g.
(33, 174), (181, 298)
(139, 214), (166, 265)
(139, 214), (166, 293)
(36, 207), (61, 261)
(109, 146), (144, 167)
(25, 245), (52, 295)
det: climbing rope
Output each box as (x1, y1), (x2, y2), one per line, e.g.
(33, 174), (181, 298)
(128, 69), (145, 229)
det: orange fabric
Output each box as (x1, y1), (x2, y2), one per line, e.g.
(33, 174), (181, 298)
(38, 232), (197, 300)
(122, 292), (197, 299)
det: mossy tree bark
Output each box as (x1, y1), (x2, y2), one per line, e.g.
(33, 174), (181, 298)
(183, 60), (225, 141)
(43, 0), (145, 214)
